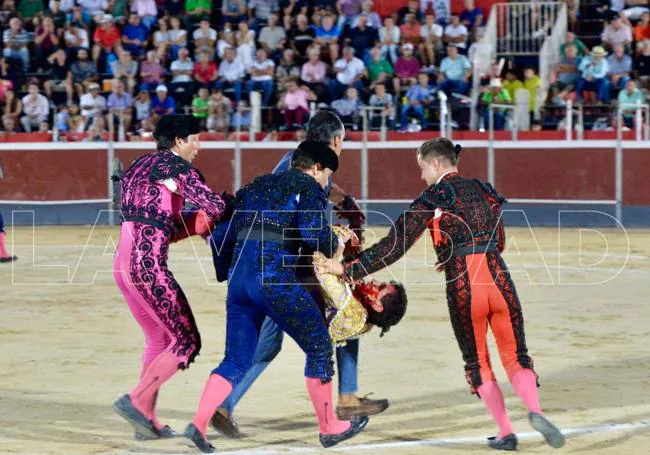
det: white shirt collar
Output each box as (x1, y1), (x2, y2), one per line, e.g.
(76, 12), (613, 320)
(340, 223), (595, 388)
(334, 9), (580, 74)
(436, 170), (455, 184)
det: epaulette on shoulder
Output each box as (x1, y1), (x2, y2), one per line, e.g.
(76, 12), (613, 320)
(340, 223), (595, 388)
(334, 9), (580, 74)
(474, 179), (507, 204)
(150, 151), (202, 182)
(414, 181), (456, 210)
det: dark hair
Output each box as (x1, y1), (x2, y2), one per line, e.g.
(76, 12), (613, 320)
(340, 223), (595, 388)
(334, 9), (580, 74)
(417, 137), (462, 165)
(367, 282), (408, 337)
(306, 110), (345, 144)
(291, 141), (339, 172)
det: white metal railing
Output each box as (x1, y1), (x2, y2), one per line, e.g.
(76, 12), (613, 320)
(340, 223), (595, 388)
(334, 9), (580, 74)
(564, 99), (584, 140)
(470, 7), (497, 129)
(539, 2), (567, 117)
(487, 103), (517, 185)
(496, 2), (564, 55)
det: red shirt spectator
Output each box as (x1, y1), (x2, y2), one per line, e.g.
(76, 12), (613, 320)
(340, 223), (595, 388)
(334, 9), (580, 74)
(194, 59), (218, 83)
(94, 18), (121, 50)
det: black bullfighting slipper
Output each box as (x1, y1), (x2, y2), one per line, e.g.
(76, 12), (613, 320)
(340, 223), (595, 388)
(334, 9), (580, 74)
(319, 416), (369, 448)
(113, 394), (159, 439)
(134, 424), (176, 440)
(0, 255), (17, 263)
(529, 412), (565, 448)
(183, 423), (215, 453)
(487, 433), (518, 450)
(210, 409), (242, 439)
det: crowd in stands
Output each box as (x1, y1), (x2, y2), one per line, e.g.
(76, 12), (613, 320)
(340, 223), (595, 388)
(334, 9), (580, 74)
(0, 0), (490, 139)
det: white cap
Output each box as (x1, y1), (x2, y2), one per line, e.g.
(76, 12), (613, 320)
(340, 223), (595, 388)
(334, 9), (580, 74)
(156, 84), (168, 92)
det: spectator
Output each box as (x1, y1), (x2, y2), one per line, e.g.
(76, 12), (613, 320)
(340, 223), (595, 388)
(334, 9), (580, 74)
(280, 0), (308, 31)
(347, 13), (379, 62)
(367, 46), (393, 89)
(64, 21), (90, 57)
(111, 51), (138, 95)
(236, 20), (257, 70)
(481, 78), (511, 130)
(400, 13), (422, 47)
(222, 0), (247, 26)
(3, 17), (30, 72)
(601, 15), (633, 51)
(92, 15), (122, 65)
(44, 50), (73, 104)
(300, 46), (327, 100)
(577, 46), (610, 103)
(84, 117), (107, 141)
(207, 89), (232, 132)
(34, 17), (61, 71)
(139, 50), (164, 91)
(437, 44), (472, 95)
(67, 103), (85, 132)
(46, 0), (67, 30)
(217, 47), (245, 101)
(37, 120), (50, 133)
(278, 78), (316, 128)
(420, 12), (443, 70)
(397, 0), (422, 25)
(635, 12), (650, 42)
(617, 79), (645, 126)
(217, 27), (237, 59)
(2, 116), (17, 133)
(368, 82), (394, 128)
(134, 89), (151, 128)
(55, 104), (69, 132)
(151, 84), (176, 116)
(331, 86), (364, 129)
(80, 82), (106, 127)
(354, 0), (381, 29)
(191, 86), (210, 127)
(0, 0), (17, 30)
(635, 39), (650, 89)
(246, 48), (275, 106)
(503, 69), (524, 101)
(152, 18), (171, 62)
(248, 0), (280, 32)
(329, 46), (366, 101)
(607, 43), (633, 95)
(289, 14), (315, 60)
(193, 17), (217, 58)
(71, 48), (99, 98)
(130, 0), (157, 30)
(109, 0), (128, 22)
(400, 72), (433, 130)
(444, 13), (469, 51)
(523, 66), (542, 122)
(276, 48), (302, 92)
(231, 100), (252, 129)
(18, 0), (45, 19)
(460, 0), (483, 32)
(259, 12), (286, 62)
(78, 0), (107, 22)
(194, 52), (218, 90)
(421, 0), (450, 24)
(106, 79), (133, 132)
(121, 13), (149, 58)
(618, 0), (650, 20)
(379, 16), (400, 64)
(170, 47), (195, 102)
(185, 0), (212, 23)
(552, 44), (581, 100)
(315, 13), (341, 65)
(312, 0), (337, 23)
(2, 89), (22, 128)
(168, 16), (187, 61)
(393, 43), (421, 95)
(337, 0), (362, 29)
(21, 83), (50, 132)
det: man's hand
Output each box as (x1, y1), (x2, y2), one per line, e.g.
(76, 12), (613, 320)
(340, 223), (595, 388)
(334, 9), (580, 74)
(313, 255), (345, 276)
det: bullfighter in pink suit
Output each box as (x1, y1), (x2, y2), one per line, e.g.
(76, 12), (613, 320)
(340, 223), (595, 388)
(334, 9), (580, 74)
(112, 115), (229, 440)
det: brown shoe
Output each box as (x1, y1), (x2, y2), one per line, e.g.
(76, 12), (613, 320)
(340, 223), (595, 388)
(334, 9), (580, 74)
(336, 395), (389, 420)
(210, 409), (242, 439)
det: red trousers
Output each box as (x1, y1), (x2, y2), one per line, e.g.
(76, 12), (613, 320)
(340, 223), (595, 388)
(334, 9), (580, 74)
(445, 252), (535, 394)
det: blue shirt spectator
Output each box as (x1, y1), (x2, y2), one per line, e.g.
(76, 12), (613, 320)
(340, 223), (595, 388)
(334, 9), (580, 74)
(406, 83), (434, 102)
(579, 54), (609, 79)
(151, 88), (176, 115)
(440, 53), (472, 80)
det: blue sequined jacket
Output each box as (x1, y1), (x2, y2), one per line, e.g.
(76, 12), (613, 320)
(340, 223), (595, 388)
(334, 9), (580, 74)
(210, 168), (339, 282)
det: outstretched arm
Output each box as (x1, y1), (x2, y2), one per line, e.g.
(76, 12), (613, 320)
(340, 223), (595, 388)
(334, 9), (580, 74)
(343, 199), (436, 280)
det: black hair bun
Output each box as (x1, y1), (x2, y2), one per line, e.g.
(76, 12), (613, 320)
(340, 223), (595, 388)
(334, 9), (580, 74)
(453, 144), (462, 157)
